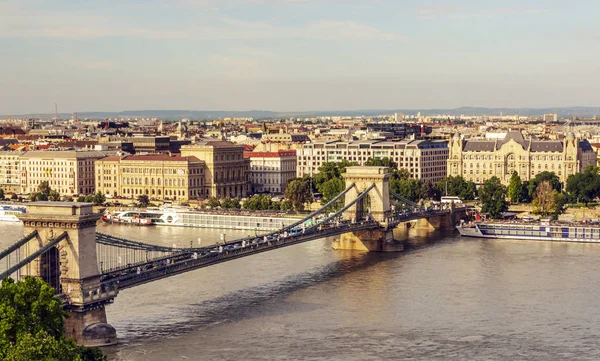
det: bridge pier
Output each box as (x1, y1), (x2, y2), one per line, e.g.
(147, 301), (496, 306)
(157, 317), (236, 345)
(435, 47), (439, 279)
(18, 202), (117, 347)
(411, 210), (464, 231)
(333, 228), (403, 252)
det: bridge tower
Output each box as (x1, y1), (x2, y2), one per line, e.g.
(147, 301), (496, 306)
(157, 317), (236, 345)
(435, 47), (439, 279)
(333, 167), (403, 252)
(18, 202), (117, 347)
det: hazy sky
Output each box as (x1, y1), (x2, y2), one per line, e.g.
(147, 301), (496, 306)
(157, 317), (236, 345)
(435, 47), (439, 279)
(2, 0), (600, 114)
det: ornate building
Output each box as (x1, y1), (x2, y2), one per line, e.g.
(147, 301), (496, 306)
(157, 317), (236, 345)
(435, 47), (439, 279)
(95, 154), (206, 201)
(447, 131), (596, 185)
(180, 140), (250, 199)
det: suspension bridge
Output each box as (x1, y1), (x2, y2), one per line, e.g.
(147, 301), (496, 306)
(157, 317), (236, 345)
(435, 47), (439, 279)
(0, 167), (467, 347)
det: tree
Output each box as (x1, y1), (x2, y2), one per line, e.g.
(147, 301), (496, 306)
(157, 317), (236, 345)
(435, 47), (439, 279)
(0, 188), (4, 200)
(479, 176), (509, 219)
(318, 178), (345, 209)
(38, 181), (51, 197)
(0, 277), (106, 361)
(91, 192), (105, 205)
(365, 157), (398, 169)
(313, 161), (357, 189)
(137, 194), (150, 208)
(280, 199), (293, 211)
(435, 176), (477, 201)
(528, 171), (562, 199)
(284, 178), (312, 211)
(206, 196), (220, 208)
(48, 190), (61, 202)
(566, 165), (600, 205)
(77, 195), (86, 202)
(531, 181), (556, 216)
(507, 171), (524, 204)
(10, 193), (17, 200)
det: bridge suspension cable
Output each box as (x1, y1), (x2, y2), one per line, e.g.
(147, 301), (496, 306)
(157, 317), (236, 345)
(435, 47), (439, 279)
(281, 182), (356, 232)
(306, 183), (376, 229)
(0, 231), (68, 280)
(0, 231), (38, 263)
(389, 190), (419, 207)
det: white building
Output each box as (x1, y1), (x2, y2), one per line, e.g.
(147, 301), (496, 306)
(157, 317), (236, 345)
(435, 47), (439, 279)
(245, 150), (297, 194)
(297, 139), (448, 183)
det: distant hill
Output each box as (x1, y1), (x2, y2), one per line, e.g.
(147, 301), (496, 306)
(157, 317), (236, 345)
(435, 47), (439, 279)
(4, 107), (600, 120)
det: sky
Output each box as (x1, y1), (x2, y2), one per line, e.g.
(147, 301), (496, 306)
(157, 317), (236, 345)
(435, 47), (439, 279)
(1, 0), (600, 114)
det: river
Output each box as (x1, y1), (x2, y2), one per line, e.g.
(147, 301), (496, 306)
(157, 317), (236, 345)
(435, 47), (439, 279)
(3, 222), (600, 360)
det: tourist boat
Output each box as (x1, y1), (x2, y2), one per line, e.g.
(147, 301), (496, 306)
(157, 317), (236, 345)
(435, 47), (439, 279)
(101, 211), (154, 226)
(102, 206), (299, 231)
(0, 205), (26, 222)
(456, 219), (600, 243)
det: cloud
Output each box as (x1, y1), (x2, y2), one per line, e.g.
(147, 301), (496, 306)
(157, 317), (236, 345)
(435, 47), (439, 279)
(417, 5), (551, 20)
(0, 4), (403, 42)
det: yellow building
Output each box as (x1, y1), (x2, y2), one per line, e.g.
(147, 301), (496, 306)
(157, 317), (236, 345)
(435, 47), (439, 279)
(448, 131), (596, 185)
(95, 154), (207, 201)
(180, 140), (250, 198)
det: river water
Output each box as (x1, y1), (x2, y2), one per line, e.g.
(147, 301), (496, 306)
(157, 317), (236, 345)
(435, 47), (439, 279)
(3, 222), (600, 360)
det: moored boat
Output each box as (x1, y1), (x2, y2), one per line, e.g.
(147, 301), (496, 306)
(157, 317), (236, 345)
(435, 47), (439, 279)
(102, 211), (155, 226)
(457, 219), (600, 243)
(0, 205), (26, 222)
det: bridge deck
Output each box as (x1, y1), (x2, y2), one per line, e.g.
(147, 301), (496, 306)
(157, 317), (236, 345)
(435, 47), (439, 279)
(100, 220), (379, 290)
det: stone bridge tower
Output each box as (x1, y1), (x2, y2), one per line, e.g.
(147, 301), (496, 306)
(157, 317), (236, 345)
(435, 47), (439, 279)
(19, 202), (117, 347)
(341, 166), (391, 223)
(333, 167), (402, 252)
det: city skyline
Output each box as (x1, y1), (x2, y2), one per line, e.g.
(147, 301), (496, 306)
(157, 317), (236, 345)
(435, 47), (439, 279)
(2, 0), (600, 114)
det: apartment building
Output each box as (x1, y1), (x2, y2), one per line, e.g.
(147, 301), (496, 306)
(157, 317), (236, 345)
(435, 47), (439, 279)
(245, 150), (297, 194)
(19, 150), (106, 195)
(95, 154), (206, 201)
(297, 139), (448, 183)
(0, 151), (24, 193)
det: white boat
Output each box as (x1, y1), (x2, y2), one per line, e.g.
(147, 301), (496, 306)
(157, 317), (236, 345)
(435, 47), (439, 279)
(0, 205), (26, 222)
(457, 219), (600, 243)
(102, 211), (154, 226)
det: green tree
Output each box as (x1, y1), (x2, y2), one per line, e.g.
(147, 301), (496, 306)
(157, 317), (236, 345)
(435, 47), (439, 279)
(0, 188), (4, 200)
(507, 171), (524, 204)
(528, 171), (562, 199)
(10, 193), (18, 200)
(48, 190), (61, 201)
(479, 176), (509, 219)
(531, 181), (556, 216)
(566, 165), (600, 205)
(77, 195), (86, 202)
(435, 176), (477, 201)
(137, 194), (150, 208)
(206, 196), (220, 208)
(318, 178), (345, 209)
(0, 277), (106, 361)
(229, 197), (241, 209)
(38, 181), (51, 197)
(280, 199), (293, 211)
(91, 192), (105, 205)
(284, 178), (313, 211)
(365, 157), (398, 169)
(313, 161), (357, 189)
